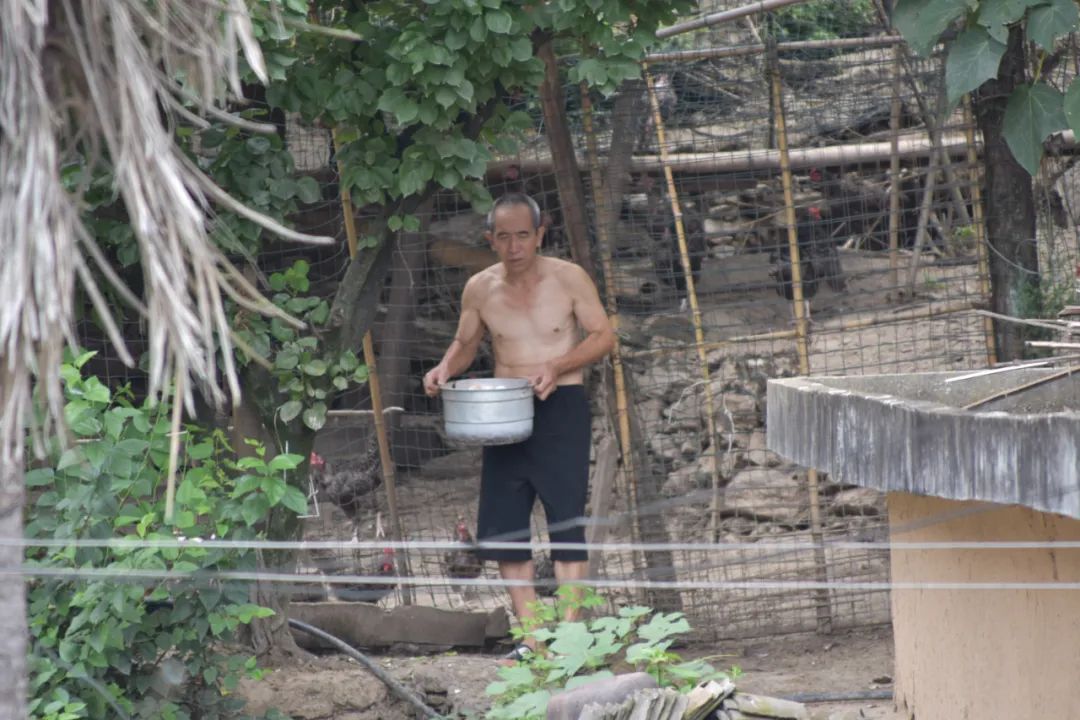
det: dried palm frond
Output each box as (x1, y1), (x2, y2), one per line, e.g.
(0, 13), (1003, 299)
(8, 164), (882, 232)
(0, 0), (332, 465)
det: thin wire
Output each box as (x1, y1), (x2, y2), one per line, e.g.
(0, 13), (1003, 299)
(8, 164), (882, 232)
(11, 537), (1080, 552)
(11, 565), (1080, 592)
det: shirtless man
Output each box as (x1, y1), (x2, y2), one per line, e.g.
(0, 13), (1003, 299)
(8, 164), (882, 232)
(423, 192), (615, 659)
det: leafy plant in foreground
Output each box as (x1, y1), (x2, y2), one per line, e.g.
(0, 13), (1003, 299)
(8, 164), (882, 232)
(25, 352), (302, 720)
(485, 588), (739, 720)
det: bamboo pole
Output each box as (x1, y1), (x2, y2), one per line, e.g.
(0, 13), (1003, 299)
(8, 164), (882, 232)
(888, 44), (902, 288)
(904, 147), (940, 295)
(644, 64), (725, 541)
(624, 299), (983, 360)
(332, 129), (413, 605)
(964, 96), (999, 366)
(487, 132), (972, 178)
(579, 85), (645, 579)
(645, 34), (903, 63)
(962, 366), (1079, 410)
(657, 0), (813, 38)
(871, 0), (971, 229)
(164, 362), (185, 525)
(769, 46), (832, 635)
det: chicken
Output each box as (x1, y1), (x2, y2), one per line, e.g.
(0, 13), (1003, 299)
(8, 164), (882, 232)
(443, 518), (483, 583)
(808, 166), (943, 252)
(309, 439), (381, 521)
(771, 206), (844, 306)
(533, 552), (558, 598)
(330, 548), (398, 603)
(643, 183), (706, 307)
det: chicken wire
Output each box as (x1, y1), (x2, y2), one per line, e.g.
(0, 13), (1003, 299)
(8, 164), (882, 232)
(70, 6), (1080, 644)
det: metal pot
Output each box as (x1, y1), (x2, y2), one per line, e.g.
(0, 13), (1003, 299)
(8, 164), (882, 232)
(440, 377), (534, 446)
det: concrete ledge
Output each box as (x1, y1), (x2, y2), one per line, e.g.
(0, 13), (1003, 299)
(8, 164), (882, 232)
(766, 370), (1080, 519)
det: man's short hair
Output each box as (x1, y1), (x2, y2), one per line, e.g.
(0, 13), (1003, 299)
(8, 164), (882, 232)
(486, 192), (542, 231)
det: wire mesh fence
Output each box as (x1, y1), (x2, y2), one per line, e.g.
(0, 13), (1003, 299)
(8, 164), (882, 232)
(70, 4), (1080, 644)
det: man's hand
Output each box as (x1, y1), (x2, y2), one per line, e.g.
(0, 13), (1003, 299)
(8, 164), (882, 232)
(530, 363), (560, 401)
(424, 365), (450, 397)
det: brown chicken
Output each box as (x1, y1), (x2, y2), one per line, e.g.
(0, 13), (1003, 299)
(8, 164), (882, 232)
(443, 518), (483, 582)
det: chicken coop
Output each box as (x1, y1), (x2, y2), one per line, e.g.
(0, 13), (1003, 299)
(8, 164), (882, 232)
(78, 0), (1080, 643)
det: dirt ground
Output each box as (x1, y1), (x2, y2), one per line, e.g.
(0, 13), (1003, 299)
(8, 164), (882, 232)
(238, 625), (902, 720)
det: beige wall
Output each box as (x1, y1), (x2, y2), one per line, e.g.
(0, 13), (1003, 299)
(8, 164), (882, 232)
(888, 493), (1080, 720)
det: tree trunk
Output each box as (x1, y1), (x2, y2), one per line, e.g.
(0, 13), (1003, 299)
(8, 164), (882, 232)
(973, 27), (1038, 360)
(536, 37), (596, 279)
(0, 454), (27, 717)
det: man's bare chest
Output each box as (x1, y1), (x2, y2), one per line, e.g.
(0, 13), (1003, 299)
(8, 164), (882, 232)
(480, 284), (575, 341)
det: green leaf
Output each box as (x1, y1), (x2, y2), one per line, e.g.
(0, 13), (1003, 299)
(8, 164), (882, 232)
(302, 402), (328, 431)
(637, 612), (691, 643)
(892, 0), (969, 57)
(275, 351), (300, 371)
(246, 136), (271, 155)
(262, 476), (287, 506)
(268, 453), (303, 471)
(1027, 0), (1079, 49)
(302, 359), (328, 377)
(945, 27), (1006, 106)
(82, 378), (111, 404)
(617, 605), (653, 619)
(1003, 82), (1067, 175)
(234, 603), (275, 623)
(296, 176), (321, 203)
(435, 87), (458, 108)
(485, 9), (513, 33)
(279, 400), (303, 423)
(187, 441), (214, 460)
(241, 493), (270, 526)
(281, 486), (310, 515)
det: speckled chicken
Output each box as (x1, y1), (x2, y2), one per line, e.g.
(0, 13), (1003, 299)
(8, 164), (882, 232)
(309, 438), (382, 519)
(443, 518), (483, 581)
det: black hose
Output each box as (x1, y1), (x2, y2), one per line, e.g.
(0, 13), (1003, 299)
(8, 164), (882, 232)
(781, 688), (893, 704)
(287, 618), (444, 719)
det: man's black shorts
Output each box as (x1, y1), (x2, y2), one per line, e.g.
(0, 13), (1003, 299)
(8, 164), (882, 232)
(475, 384), (590, 563)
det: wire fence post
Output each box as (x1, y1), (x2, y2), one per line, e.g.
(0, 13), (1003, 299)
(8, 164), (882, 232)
(644, 63), (725, 543)
(769, 43), (834, 635)
(332, 129), (414, 605)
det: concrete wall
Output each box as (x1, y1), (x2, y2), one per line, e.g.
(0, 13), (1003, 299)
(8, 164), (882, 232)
(888, 493), (1080, 720)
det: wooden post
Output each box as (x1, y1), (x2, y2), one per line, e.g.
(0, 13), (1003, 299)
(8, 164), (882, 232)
(536, 38), (595, 279)
(580, 84), (647, 600)
(964, 96), (999, 366)
(643, 64), (725, 542)
(769, 46), (833, 635)
(332, 129), (413, 605)
(888, 44), (902, 288)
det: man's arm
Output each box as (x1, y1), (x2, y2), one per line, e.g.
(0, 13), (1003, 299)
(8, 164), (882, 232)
(532, 264), (616, 399)
(423, 276), (486, 395)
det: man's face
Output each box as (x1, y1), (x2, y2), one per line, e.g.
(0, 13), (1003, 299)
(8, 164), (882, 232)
(486, 204), (544, 268)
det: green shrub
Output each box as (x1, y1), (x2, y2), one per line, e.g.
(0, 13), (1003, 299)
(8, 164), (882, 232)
(485, 588), (740, 720)
(25, 351), (305, 719)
